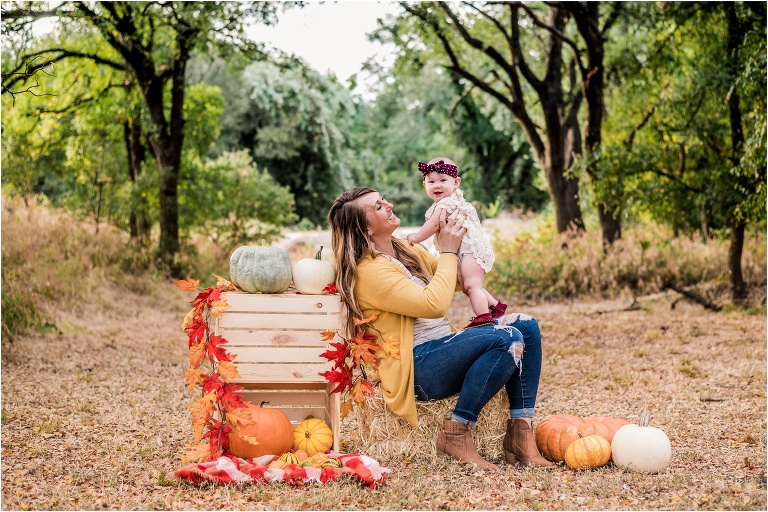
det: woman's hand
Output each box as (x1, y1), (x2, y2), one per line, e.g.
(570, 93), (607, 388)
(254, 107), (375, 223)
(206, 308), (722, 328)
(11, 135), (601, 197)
(436, 209), (466, 254)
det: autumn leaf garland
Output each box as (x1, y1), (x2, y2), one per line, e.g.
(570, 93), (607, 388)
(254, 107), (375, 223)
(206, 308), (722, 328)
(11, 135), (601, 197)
(319, 314), (397, 419)
(176, 275), (394, 461)
(176, 275), (260, 465)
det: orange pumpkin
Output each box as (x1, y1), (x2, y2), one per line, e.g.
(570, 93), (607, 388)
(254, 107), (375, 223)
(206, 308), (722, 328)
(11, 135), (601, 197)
(564, 433), (612, 469)
(535, 414), (630, 462)
(227, 401), (294, 459)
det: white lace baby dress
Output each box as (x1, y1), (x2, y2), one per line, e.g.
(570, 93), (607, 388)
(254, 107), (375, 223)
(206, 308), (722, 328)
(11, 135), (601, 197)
(425, 188), (495, 273)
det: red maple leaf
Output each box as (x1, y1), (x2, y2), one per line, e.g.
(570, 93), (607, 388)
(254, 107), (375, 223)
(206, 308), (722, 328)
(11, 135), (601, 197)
(319, 365), (353, 394)
(207, 334), (233, 363)
(186, 317), (208, 348)
(205, 287), (222, 307)
(220, 383), (247, 412)
(322, 283), (338, 294)
(203, 418), (231, 460)
(202, 373), (226, 397)
(191, 288), (213, 309)
(319, 342), (350, 369)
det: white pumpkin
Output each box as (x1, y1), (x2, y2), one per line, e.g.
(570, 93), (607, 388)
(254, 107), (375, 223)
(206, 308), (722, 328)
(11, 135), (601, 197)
(320, 246), (336, 269)
(293, 246), (337, 295)
(611, 411), (672, 474)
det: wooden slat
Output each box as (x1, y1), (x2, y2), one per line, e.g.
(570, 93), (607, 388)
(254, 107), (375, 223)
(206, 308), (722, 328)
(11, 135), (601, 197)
(222, 292), (341, 312)
(239, 389), (330, 408)
(228, 346), (327, 364)
(233, 363), (329, 383)
(239, 382), (327, 391)
(220, 329), (332, 347)
(278, 407), (332, 425)
(219, 312), (339, 330)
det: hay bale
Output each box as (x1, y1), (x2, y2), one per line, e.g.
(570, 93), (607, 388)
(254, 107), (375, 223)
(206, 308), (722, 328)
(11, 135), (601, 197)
(341, 385), (510, 462)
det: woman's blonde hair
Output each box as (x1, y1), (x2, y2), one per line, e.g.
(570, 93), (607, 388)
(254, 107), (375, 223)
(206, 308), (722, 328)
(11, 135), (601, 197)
(327, 187), (431, 336)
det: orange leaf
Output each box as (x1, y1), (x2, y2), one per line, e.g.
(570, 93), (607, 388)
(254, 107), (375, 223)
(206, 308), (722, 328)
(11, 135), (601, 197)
(209, 299), (231, 319)
(180, 308), (197, 331)
(352, 379), (375, 404)
(350, 332), (379, 368)
(225, 406), (256, 431)
(188, 391), (217, 443)
(216, 360), (240, 382)
(181, 442), (213, 465)
(185, 367), (204, 395)
(381, 336), (401, 360)
(340, 399), (354, 420)
(353, 314), (378, 326)
(175, 277), (200, 292)
(320, 330), (337, 341)
(214, 274), (239, 291)
(189, 341), (206, 368)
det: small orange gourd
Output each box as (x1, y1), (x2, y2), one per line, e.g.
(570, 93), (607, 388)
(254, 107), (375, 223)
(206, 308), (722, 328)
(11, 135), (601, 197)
(564, 433), (612, 469)
(227, 401), (294, 459)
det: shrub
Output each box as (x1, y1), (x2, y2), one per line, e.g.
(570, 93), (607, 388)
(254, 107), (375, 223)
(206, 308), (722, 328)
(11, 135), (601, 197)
(489, 219), (766, 305)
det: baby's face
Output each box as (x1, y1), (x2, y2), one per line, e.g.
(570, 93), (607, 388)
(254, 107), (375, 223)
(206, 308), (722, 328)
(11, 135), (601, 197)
(423, 171), (461, 202)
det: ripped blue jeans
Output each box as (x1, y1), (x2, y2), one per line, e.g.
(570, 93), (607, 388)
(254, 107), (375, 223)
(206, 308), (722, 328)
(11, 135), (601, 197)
(413, 313), (542, 426)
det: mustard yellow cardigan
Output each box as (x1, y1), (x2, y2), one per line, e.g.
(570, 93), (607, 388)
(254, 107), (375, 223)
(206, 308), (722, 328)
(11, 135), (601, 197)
(355, 244), (459, 426)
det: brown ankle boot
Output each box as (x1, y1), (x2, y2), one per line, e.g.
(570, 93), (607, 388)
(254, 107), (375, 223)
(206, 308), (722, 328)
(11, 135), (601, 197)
(503, 418), (556, 468)
(436, 418), (500, 471)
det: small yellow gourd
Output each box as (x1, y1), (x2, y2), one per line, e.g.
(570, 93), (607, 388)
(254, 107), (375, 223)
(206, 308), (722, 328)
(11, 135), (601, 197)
(278, 452), (300, 465)
(322, 457), (342, 468)
(293, 417), (333, 456)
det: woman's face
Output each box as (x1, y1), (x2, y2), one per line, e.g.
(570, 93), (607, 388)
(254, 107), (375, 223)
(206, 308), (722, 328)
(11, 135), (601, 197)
(356, 191), (400, 237)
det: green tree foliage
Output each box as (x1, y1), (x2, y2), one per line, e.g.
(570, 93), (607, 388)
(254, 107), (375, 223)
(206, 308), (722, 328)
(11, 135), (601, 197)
(2, 1), (286, 273)
(598, 1), (766, 300)
(181, 150), (297, 251)
(208, 61), (356, 226)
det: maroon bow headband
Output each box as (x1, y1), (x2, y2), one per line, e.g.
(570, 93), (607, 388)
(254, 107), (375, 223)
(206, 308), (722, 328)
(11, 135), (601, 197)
(418, 160), (458, 178)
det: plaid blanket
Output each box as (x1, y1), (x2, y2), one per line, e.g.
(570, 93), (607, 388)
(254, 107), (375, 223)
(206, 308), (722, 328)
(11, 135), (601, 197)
(174, 451), (389, 488)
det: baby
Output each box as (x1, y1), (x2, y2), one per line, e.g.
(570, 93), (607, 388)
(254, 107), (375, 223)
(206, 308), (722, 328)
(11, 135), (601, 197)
(406, 157), (507, 328)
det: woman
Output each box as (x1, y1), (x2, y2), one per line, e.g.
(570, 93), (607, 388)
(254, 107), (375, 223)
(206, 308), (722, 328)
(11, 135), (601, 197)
(327, 187), (553, 470)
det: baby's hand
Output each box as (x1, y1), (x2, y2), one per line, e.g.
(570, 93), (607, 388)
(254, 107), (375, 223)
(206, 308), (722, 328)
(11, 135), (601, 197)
(406, 234), (415, 246)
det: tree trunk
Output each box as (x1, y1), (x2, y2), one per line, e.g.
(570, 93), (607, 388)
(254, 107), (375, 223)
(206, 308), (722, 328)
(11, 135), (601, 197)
(123, 118), (150, 241)
(728, 220), (747, 301)
(569, 2), (623, 244)
(725, 2), (747, 302)
(537, 9), (584, 233)
(545, 135), (584, 233)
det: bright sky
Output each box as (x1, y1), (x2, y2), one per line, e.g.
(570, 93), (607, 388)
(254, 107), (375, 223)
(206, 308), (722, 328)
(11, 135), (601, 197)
(30, 1), (402, 95)
(249, 1), (401, 93)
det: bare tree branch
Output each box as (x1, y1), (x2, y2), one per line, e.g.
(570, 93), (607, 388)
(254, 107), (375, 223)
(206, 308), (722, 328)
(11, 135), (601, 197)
(518, 1), (586, 77)
(1, 55), (57, 106)
(626, 85), (667, 148)
(600, 1), (625, 36)
(437, 2), (516, 79)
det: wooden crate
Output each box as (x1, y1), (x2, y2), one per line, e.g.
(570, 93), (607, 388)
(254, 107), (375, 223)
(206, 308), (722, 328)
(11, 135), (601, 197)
(214, 291), (341, 451)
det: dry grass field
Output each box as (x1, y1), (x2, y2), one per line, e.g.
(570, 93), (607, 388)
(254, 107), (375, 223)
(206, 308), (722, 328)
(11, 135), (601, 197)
(1, 281), (765, 510)
(1, 199), (765, 510)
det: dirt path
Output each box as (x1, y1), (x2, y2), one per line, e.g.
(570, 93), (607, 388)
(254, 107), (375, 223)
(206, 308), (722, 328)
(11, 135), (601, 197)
(1, 281), (765, 510)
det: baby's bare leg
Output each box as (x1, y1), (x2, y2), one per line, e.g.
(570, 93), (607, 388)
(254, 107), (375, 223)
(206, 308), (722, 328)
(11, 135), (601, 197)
(460, 254), (490, 317)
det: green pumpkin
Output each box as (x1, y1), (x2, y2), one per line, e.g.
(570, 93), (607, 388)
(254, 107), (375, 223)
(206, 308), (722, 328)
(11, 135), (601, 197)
(229, 245), (292, 294)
